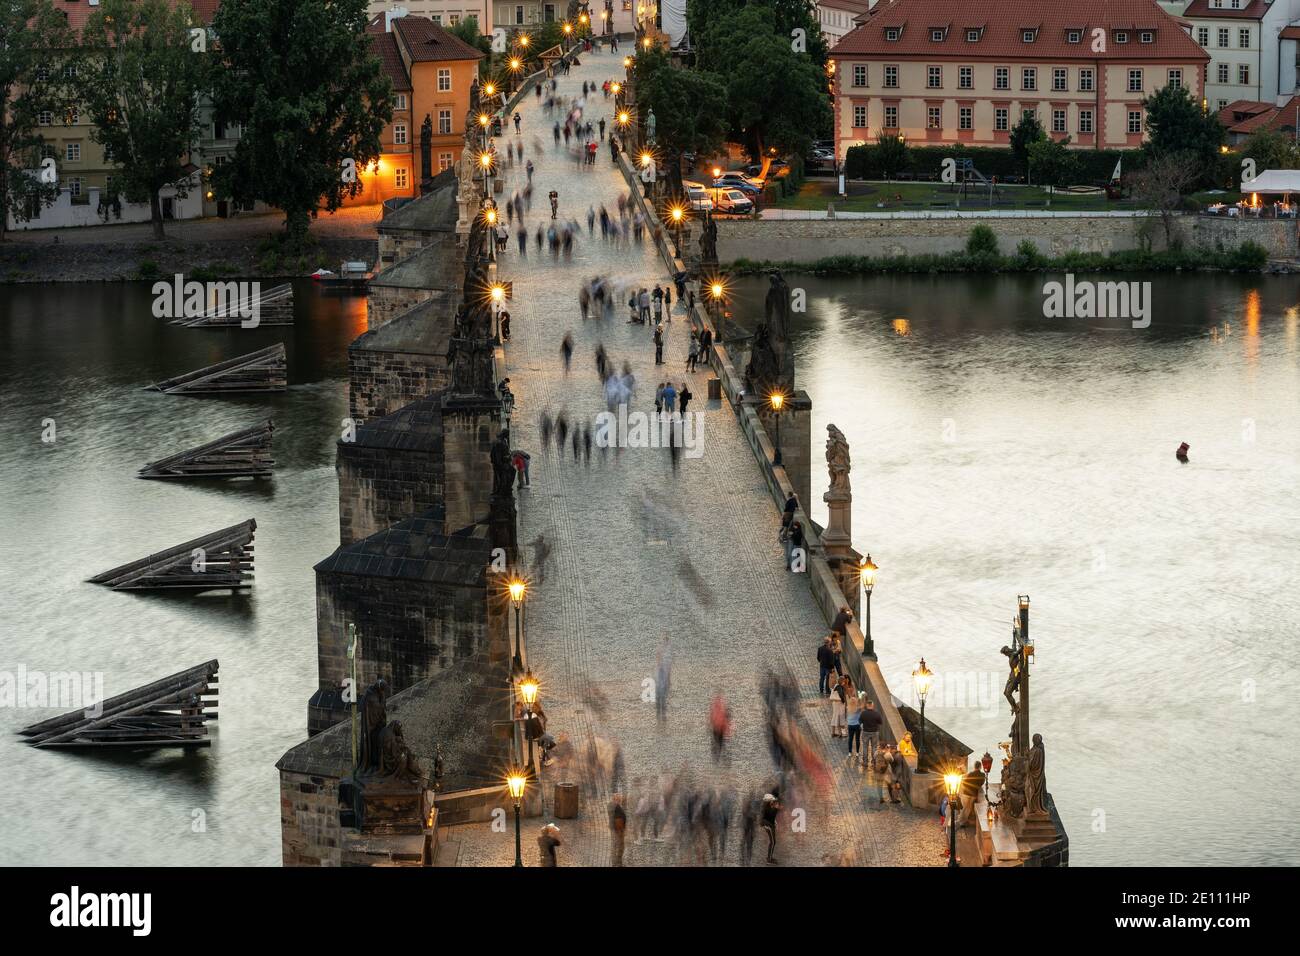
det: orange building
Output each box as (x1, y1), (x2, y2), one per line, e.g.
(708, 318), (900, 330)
(362, 14), (485, 204)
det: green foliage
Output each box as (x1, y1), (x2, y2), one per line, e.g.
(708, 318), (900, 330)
(1237, 129), (1300, 171)
(1015, 239), (1042, 266)
(874, 132), (910, 180)
(211, 0), (392, 247)
(691, 3), (830, 158)
(634, 48), (728, 172)
(1142, 85), (1224, 188)
(137, 259), (160, 278)
(78, 0), (209, 239)
(966, 224), (999, 257)
(0, 0), (75, 238)
(1009, 113), (1045, 174)
(448, 15), (492, 55)
(689, 0), (828, 66)
(1027, 136), (1080, 188)
(844, 143), (1140, 183)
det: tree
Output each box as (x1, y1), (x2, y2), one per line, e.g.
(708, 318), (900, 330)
(211, 0), (392, 247)
(448, 16), (492, 57)
(693, 5), (830, 159)
(1129, 152), (1200, 248)
(0, 0), (73, 240)
(873, 131), (909, 181)
(689, 0), (829, 68)
(1238, 128), (1300, 171)
(1027, 136), (1080, 193)
(634, 48), (728, 194)
(77, 0), (208, 240)
(1142, 85), (1223, 187)
(1009, 113), (1045, 181)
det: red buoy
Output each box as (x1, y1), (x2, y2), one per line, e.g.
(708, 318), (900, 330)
(1176, 442), (1190, 462)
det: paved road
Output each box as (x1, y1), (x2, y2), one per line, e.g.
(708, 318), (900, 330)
(448, 53), (938, 867)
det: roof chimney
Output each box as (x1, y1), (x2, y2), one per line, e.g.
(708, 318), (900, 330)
(384, 5), (408, 32)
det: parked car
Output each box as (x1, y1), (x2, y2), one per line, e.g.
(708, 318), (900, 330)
(685, 185), (714, 211)
(711, 174), (762, 196)
(715, 189), (754, 214)
(720, 170), (764, 189)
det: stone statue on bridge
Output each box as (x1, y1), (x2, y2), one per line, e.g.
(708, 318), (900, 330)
(826, 424), (850, 495)
(491, 429), (516, 497)
(420, 114), (433, 191)
(743, 271), (796, 396)
(356, 678), (391, 775)
(1026, 733), (1048, 816)
(378, 720), (426, 785)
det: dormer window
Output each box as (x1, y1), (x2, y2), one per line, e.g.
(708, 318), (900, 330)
(885, 27), (900, 41)
(1067, 30), (1081, 44)
(1139, 31), (1154, 43)
(1022, 29), (1037, 43)
(966, 29), (980, 42)
(931, 29), (945, 42)
(1115, 31), (1129, 44)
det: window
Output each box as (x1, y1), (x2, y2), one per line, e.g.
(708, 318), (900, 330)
(1218, 63), (1229, 83)
(1217, 28), (1229, 48)
(395, 166), (409, 189)
(927, 106), (941, 128)
(65, 142), (80, 161)
(1139, 31), (1153, 44)
(1053, 68), (1067, 91)
(1115, 31), (1128, 44)
(437, 109), (452, 134)
(931, 29), (944, 42)
(394, 123), (407, 145)
(1217, 99), (1228, 111)
(1239, 64), (1250, 84)
(966, 29), (980, 42)
(451, 13), (460, 24)
(959, 66), (972, 89)
(438, 68), (451, 92)
(885, 27), (899, 41)
(394, 93), (407, 111)
(1022, 67), (1036, 90)
(853, 105), (867, 128)
(995, 108), (1009, 131)
(1168, 69), (1182, 90)
(41, 144), (55, 160)
(515, 6), (524, 25)
(68, 178), (82, 197)
(1079, 68), (1094, 92)
(544, 4), (555, 20)
(884, 105), (898, 128)
(852, 64), (867, 87)
(959, 107), (972, 130)
(1022, 29), (1036, 43)
(431, 14), (441, 22)
(927, 65), (942, 88)
(995, 66), (1009, 90)
(1128, 110), (1142, 134)
(62, 63), (76, 79)
(38, 110), (52, 126)
(438, 151), (453, 171)
(1079, 109), (1093, 134)
(1067, 30), (1081, 44)
(884, 65), (898, 88)
(1197, 27), (1209, 46)
(1239, 28), (1250, 49)
(1052, 109), (1066, 133)
(1128, 69), (1143, 93)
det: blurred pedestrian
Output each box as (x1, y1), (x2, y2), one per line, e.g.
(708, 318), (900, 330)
(538, 823), (562, 866)
(609, 795), (628, 866)
(761, 794), (780, 864)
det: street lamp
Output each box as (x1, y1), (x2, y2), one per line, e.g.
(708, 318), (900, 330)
(508, 578), (526, 675)
(912, 658), (934, 762)
(506, 771), (527, 867)
(519, 669), (540, 768)
(483, 81), (496, 98)
(490, 283), (505, 344)
(768, 391), (785, 466)
(943, 772), (962, 867)
(508, 57), (522, 92)
(859, 553), (877, 657)
(623, 55), (632, 70)
(668, 203), (686, 257)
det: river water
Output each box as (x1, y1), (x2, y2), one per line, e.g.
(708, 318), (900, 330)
(2, 274), (1296, 866)
(729, 272), (1300, 866)
(0, 280), (361, 865)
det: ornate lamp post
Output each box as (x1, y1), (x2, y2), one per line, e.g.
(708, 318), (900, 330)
(859, 553), (877, 657)
(490, 283), (505, 344)
(508, 578), (526, 676)
(562, 21), (573, 48)
(943, 772), (962, 867)
(981, 750), (994, 802)
(668, 203), (686, 258)
(912, 657), (934, 762)
(768, 391), (785, 466)
(506, 771), (527, 867)
(519, 669), (540, 768)
(508, 56), (523, 93)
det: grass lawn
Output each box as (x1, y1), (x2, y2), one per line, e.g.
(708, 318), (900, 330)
(772, 179), (1135, 212)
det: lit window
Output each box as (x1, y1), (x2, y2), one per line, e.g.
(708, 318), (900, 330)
(927, 106), (941, 129)
(395, 166), (409, 189)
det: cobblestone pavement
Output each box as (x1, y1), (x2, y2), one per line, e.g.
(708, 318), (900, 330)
(447, 54), (939, 868)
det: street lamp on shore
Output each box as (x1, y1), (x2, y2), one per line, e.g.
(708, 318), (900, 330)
(506, 771), (527, 867)
(768, 391), (786, 466)
(943, 771), (962, 867)
(859, 553), (877, 657)
(912, 658), (934, 762)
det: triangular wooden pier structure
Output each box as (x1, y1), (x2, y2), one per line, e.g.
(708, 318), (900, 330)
(145, 343), (287, 394)
(170, 283), (294, 327)
(139, 420), (274, 480)
(88, 519), (256, 591)
(19, 660), (219, 749)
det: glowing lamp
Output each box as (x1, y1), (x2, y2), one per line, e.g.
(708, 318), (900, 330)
(859, 553), (878, 592)
(506, 772), (527, 800)
(519, 670), (539, 707)
(912, 658), (934, 702)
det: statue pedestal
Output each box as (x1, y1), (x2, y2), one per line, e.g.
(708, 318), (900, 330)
(821, 490), (853, 557)
(1018, 809), (1058, 844)
(340, 774), (433, 835)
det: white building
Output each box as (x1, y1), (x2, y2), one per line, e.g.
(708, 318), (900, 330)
(368, 1), (490, 30)
(1179, 0), (1300, 111)
(817, 0), (872, 46)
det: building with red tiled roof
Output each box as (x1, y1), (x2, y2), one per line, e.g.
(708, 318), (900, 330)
(829, 0), (1210, 160)
(818, 0), (874, 45)
(1178, 0), (1291, 111)
(1218, 95), (1300, 143)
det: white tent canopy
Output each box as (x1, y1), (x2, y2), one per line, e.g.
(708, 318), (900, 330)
(1240, 169), (1300, 194)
